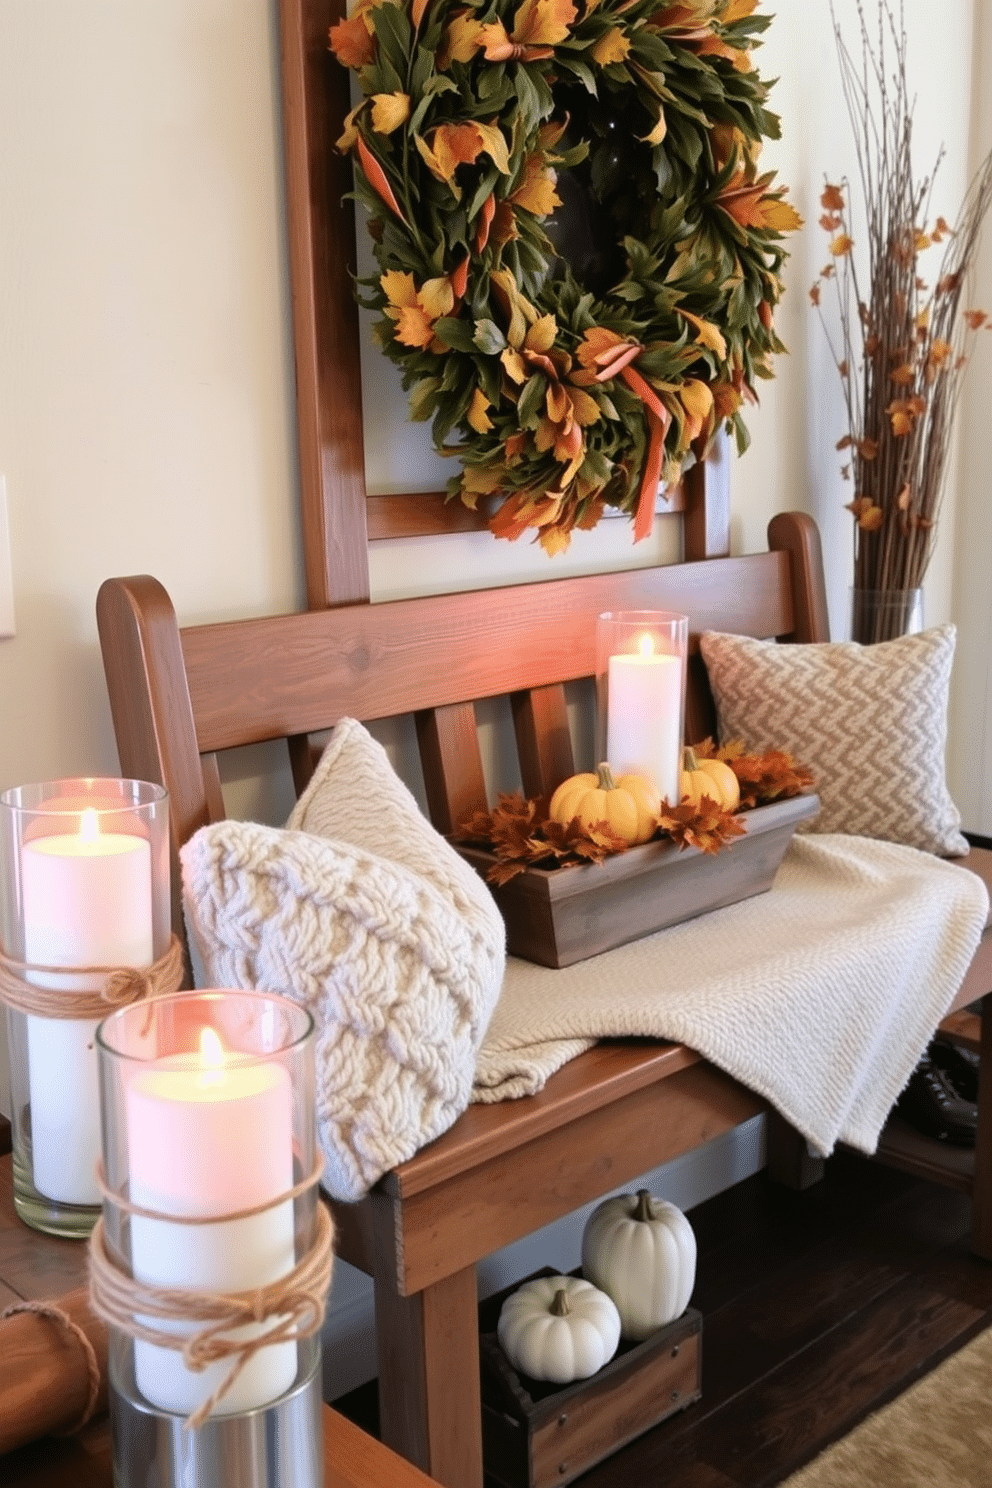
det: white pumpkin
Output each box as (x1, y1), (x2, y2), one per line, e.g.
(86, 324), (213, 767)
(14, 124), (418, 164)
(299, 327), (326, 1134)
(497, 1274), (621, 1384)
(581, 1189), (696, 1342)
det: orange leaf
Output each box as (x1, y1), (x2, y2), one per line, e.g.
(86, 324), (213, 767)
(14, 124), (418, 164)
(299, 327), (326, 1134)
(394, 305), (436, 349)
(450, 254), (470, 300)
(439, 12), (485, 66)
(592, 26), (630, 64)
(722, 0), (759, 21)
(475, 192), (497, 252)
(328, 13), (375, 69)
(380, 270), (419, 310)
(510, 158), (561, 216)
(467, 388), (494, 433)
(430, 122), (486, 179)
(355, 135), (408, 225)
(371, 92), (411, 135)
(513, 0), (578, 48)
(677, 308), (727, 358)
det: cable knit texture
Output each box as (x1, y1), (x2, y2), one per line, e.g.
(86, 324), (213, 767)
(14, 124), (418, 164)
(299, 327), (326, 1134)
(180, 719), (506, 1202)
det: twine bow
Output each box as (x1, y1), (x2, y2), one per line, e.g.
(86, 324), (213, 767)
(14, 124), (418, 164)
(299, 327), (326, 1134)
(0, 934), (185, 1019)
(88, 1156), (334, 1430)
(585, 334), (673, 543)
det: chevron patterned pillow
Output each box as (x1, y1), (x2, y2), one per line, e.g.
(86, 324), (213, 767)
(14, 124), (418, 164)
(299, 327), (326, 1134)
(698, 625), (968, 857)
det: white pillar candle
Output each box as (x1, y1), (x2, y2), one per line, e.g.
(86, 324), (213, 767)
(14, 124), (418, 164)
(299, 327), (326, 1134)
(606, 641), (683, 806)
(126, 1027), (297, 1416)
(23, 812), (153, 1205)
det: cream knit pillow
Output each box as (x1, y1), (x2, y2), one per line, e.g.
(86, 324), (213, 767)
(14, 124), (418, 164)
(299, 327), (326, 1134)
(180, 719), (506, 1202)
(698, 625), (967, 857)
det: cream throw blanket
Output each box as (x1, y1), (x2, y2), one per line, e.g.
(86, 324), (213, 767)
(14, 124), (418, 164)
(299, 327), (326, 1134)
(473, 835), (989, 1158)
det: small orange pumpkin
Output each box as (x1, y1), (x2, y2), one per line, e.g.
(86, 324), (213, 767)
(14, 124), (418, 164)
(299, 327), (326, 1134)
(680, 747), (741, 812)
(548, 763), (661, 845)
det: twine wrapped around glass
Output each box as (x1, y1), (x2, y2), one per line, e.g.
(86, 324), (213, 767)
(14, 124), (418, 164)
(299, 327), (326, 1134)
(0, 778), (177, 1238)
(92, 989), (331, 1488)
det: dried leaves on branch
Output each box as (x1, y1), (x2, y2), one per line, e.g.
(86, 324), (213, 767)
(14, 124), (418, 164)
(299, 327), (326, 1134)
(809, 0), (992, 638)
(454, 740), (813, 882)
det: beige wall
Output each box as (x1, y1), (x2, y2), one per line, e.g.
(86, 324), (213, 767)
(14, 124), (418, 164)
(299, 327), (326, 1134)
(0, 3), (987, 1101)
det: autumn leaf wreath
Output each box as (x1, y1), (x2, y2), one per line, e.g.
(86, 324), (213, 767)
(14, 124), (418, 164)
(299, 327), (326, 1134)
(330, 0), (801, 554)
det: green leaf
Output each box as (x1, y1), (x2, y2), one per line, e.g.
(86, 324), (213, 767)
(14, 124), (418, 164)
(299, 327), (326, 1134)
(466, 166), (500, 223)
(370, 3), (412, 76)
(433, 317), (479, 352)
(553, 140), (590, 171)
(409, 376), (443, 421)
(473, 319), (507, 355)
(516, 373), (546, 429)
(410, 45), (436, 96)
(578, 446), (613, 485)
(432, 387), (472, 447)
(478, 65), (513, 106)
(514, 65), (544, 137)
(556, 56), (598, 95)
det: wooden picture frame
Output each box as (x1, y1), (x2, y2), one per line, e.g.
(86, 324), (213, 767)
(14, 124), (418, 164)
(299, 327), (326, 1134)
(276, 0), (730, 609)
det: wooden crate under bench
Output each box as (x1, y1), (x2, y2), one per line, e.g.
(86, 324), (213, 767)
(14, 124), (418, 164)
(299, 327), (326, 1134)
(478, 1269), (703, 1488)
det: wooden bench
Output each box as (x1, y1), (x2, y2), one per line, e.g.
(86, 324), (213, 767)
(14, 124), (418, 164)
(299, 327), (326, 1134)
(94, 507), (992, 1488)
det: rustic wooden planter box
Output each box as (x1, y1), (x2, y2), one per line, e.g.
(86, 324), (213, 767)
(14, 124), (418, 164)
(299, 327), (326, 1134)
(479, 1269), (702, 1488)
(460, 792), (820, 968)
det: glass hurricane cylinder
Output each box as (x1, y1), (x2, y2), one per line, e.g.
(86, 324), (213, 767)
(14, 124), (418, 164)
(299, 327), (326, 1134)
(0, 777), (170, 1238)
(95, 989), (324, 1488)
(850, 587), (924, 645)
(596, 611), (689, 808)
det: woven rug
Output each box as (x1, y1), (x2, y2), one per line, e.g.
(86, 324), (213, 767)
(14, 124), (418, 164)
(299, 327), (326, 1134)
(781, 1326), (992, 1486)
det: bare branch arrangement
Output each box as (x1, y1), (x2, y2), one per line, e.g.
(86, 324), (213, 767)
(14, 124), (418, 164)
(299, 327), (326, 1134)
(810, 0), (992, 641)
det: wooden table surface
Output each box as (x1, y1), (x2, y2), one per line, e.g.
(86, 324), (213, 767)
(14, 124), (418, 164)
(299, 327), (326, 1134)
(0, 1153), (439, 1488)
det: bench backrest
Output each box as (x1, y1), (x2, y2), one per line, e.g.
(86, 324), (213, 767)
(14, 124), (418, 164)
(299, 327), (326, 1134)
(96, 510), (829, 964)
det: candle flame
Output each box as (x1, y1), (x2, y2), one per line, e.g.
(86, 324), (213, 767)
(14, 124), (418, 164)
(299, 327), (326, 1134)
(638, 633), (655, 658)
(198, 1026), (226, 1087)
(79, 809), (100, 842)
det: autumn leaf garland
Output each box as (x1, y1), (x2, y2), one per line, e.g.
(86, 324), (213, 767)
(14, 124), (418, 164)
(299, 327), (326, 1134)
(330, 0), (801, 554)
(453, 740), (815, 882)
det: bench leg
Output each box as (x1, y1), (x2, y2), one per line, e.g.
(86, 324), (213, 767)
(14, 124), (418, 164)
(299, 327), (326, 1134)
(971, 993), (992, 1260)
(765, 1110), (825, 1191)
(373, 1263), (484, 1488)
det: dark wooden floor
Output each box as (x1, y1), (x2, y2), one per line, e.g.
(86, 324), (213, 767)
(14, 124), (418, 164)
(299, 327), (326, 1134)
(333, 1147), (992, 1487)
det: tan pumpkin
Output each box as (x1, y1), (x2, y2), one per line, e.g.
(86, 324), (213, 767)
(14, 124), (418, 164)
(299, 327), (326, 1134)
(680, 747), (741, 813)
(548, 763), (661, 846)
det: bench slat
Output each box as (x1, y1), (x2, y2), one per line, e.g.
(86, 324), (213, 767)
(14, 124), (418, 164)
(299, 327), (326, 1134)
(171, 552), (797, 755)
(513, 683), (575, 799)
(416, 703), (488, 833)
